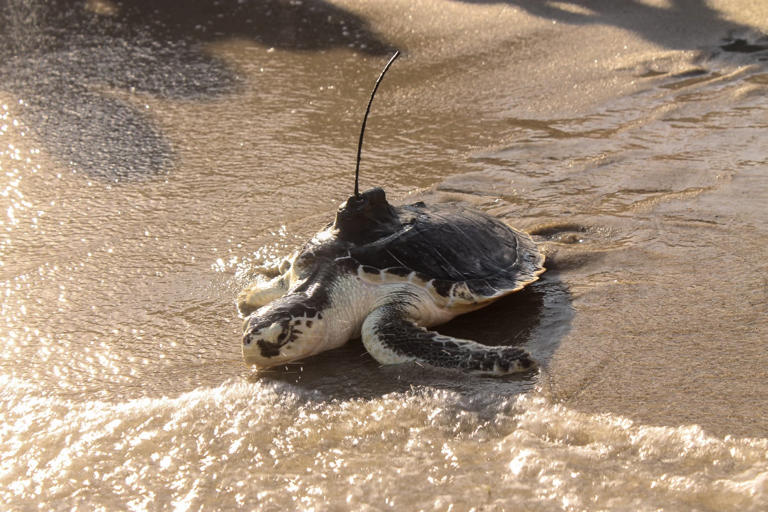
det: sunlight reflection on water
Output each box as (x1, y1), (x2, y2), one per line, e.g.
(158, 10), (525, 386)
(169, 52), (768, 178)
(2, 0), (768, 510)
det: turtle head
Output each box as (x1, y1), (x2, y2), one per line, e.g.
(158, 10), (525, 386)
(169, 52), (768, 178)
(334, 187), (401, 244)
(241, 294), (327, 368)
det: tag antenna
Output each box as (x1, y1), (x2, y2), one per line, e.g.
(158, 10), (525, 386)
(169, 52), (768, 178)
(354, 50), (400, 198)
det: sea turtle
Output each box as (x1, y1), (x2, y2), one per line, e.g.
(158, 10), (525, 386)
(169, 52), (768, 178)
(237, 51), (545, 375)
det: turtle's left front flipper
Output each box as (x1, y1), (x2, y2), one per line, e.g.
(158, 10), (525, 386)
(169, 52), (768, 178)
(361, 305), (537, 375)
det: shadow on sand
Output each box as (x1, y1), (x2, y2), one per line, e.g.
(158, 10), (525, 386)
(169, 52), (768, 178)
(455, 0), (759, 51)
(0, 0), (392, 179)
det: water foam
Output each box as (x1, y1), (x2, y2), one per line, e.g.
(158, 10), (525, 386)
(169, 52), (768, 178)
(502, 394), (768, 511)
(2, 376), (766, 511)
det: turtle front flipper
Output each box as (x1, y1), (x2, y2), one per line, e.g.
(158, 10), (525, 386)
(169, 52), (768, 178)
(237, 274), (289, 317)
(361, 304), (537, 376)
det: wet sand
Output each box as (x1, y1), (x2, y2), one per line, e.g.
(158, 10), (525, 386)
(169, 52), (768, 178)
(1, 0), (768, 509)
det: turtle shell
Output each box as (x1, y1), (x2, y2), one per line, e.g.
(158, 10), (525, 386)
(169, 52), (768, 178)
(336, 198), (545, 306)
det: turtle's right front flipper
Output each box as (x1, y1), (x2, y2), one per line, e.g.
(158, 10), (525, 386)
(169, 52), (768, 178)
(361, 304), (536, 376)
(237, 254), (297, 316)
(237, 274), (289, 316)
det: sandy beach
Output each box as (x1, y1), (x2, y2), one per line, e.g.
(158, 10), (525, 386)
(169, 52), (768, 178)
(1, 0), (767, 509)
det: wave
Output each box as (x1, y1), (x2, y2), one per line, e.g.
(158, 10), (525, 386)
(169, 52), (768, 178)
(2, 376), (765, 511)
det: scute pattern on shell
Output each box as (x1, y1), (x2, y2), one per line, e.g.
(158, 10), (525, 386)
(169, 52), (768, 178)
(335, 202), (545, 307)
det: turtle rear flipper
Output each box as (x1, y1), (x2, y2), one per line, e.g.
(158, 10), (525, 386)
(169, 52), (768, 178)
(361, 303), (537, 375)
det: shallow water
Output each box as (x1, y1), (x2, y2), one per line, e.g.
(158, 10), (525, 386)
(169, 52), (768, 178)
(2, 1), (768, 510)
